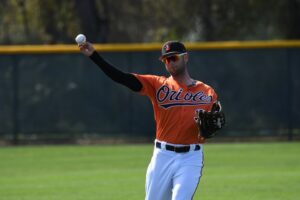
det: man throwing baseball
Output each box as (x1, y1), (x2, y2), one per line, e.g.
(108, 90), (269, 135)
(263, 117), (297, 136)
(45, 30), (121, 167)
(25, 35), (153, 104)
(78, 40), (225, 200)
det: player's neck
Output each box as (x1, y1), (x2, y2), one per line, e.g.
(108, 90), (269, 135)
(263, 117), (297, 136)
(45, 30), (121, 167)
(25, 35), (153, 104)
(171, 71), (194, 87)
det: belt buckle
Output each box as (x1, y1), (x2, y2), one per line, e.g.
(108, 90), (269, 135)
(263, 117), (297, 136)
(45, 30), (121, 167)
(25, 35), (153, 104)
(174, 145), (190, 153)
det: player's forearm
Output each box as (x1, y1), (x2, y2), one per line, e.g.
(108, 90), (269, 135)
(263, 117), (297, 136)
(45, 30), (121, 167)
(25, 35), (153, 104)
(89, 51), (142, 92)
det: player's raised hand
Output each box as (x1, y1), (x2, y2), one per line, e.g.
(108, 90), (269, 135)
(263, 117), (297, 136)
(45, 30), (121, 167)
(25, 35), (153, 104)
(78, 42), (95, 57)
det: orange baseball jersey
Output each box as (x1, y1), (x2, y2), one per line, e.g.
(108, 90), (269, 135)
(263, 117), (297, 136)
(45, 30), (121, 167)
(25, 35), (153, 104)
(133, 74), (218, 144)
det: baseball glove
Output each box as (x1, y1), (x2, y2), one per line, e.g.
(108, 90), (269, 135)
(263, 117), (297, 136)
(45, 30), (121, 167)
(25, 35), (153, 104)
(195, 101), (225, 139)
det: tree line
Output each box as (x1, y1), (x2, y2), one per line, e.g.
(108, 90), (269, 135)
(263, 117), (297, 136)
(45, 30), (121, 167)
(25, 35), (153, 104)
(0, 0), (299, 44)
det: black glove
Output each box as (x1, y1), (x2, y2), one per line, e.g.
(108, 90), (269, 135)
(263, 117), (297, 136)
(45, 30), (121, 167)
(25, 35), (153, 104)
(195, 101), (225, 139)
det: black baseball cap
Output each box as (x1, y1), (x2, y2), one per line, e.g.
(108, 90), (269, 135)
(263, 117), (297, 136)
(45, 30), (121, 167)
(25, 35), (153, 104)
(159, 41), (187, 60)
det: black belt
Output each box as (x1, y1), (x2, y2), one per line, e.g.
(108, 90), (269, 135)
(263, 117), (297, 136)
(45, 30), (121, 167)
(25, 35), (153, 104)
(155, 142), (201, 153)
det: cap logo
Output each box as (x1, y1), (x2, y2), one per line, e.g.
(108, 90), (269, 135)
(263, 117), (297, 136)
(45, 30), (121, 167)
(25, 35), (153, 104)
(165, 44), (170, 51)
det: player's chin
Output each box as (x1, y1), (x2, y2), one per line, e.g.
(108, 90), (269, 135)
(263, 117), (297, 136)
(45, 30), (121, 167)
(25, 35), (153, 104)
(168, 68), (185, 76)
(166, 68), (176, 76)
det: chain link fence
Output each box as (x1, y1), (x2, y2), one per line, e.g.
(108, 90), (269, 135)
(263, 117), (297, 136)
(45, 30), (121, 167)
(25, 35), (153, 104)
(0, 42), (299, 143)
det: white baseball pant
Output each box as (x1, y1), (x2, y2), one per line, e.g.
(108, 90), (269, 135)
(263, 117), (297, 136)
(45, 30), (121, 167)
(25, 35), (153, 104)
(145, 140), (204, 200)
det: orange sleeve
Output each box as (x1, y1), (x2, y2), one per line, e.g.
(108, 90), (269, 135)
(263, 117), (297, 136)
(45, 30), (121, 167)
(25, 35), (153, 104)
(208, 88), (218, 111)
(132, 74), (160, 97)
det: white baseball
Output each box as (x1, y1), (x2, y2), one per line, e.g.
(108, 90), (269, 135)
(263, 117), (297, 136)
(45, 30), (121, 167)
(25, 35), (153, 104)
(75, 34), (86, 45)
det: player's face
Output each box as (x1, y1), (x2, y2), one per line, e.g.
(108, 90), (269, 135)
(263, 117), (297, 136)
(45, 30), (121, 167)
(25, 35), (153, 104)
(162, 53), (188, 76)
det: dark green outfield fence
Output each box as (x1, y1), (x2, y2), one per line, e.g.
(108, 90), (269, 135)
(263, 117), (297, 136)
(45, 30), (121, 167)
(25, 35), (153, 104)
(0, 41), (299, 143)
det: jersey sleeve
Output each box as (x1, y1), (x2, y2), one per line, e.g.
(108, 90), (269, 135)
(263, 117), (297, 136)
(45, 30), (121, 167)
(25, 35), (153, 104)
(132, 74), (160, 97)
(208, 88), (218, 110)
(199, 81), (218, 111)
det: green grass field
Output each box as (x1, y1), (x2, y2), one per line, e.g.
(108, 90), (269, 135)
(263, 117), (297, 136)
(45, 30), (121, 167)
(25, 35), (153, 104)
(0, 142), (299, 200)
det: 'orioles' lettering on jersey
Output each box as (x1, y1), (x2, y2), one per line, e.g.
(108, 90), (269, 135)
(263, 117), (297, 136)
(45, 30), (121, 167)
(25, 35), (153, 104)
(156, 85), (212, 109)
(133, 74), (217, 144)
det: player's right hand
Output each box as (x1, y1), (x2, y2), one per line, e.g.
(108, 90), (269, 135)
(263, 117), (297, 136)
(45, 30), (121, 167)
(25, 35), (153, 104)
(78, 42), (95, 57)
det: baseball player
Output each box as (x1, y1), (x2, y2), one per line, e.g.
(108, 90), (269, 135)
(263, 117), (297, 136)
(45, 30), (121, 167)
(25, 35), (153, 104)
(78, 40), (225, 200)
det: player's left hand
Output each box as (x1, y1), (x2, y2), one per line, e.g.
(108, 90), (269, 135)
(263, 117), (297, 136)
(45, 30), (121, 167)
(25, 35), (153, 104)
(195, 101), (225, 139)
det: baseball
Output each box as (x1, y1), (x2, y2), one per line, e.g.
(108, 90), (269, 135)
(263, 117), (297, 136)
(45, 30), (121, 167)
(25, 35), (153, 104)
(75, 34), (86, 45)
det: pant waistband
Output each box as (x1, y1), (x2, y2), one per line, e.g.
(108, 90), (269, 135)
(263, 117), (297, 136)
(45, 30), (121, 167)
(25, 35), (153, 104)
(155, 141), (201, 153)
